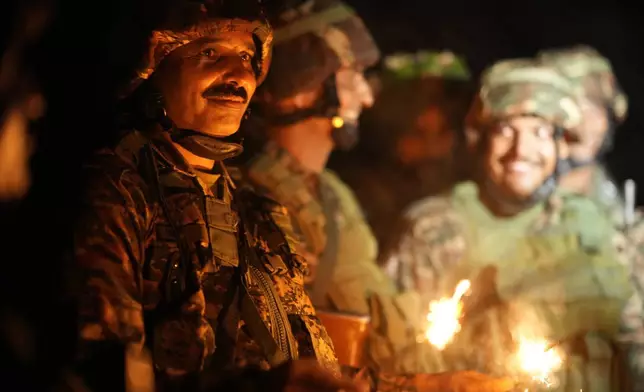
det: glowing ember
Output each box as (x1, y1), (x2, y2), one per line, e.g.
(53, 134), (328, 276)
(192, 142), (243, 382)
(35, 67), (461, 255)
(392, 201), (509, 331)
(425, 279), (471, 350)
(516, 337), (563, 386)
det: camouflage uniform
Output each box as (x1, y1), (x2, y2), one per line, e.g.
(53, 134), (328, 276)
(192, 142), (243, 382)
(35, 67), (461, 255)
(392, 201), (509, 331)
(241, 1), (437, 389)
(383, 59), (644, 391)
(70, 2), (339, 391)
(538, 46), (629, 227)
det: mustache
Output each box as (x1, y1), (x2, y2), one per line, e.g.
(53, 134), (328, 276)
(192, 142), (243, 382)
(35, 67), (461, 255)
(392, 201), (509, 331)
(202, 83), (248, 102)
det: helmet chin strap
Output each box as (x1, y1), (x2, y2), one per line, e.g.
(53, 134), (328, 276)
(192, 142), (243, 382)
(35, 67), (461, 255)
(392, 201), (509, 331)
(169, 129), (244, 161)
(259, 73), (360, 151)
(129, 83), (244, 162)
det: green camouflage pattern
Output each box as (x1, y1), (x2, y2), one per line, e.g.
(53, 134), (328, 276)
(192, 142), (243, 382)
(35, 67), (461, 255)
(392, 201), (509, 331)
(70, 129), (339, 390)
(383, 50), (471, 81)
(589, 165), (626, 227)
(538, 45), (628, 123)
(471, 58), (582, 130)
(381, 181), (644, 390)
(244, 146), (438, 388)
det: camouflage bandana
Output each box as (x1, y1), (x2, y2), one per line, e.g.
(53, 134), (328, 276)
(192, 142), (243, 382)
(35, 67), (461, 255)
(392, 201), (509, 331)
(383, 50), (471, 81)
(122, 0), (273, 98)
(538, 45), (628, 124)
(475, 58), (582, 130)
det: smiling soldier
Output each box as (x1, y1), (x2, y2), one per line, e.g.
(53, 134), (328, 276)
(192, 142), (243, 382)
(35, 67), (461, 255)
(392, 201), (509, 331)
(382, 58), (644, 390)
(68, 1), (364, 391)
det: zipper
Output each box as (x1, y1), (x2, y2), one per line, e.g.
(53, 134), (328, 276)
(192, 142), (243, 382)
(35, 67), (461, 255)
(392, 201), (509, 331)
(249, 263), (292, 360)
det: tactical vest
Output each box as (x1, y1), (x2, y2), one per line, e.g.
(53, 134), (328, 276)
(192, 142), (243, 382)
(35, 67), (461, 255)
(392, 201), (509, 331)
(114, 131), (338, 380)
(247, 147), (430, 375)
(442, 182), (633, 391)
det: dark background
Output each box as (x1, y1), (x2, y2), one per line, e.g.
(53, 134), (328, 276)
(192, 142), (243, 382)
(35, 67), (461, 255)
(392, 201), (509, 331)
(348, 0), (644, 204)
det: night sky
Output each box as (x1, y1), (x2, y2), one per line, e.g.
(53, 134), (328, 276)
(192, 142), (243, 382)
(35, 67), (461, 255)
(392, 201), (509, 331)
(347, 0), (644, 203)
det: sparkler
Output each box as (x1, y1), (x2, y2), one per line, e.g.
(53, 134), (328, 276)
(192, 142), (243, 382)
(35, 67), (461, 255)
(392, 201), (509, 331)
(513, 336), (564, 389)
(423, 279), (565, 390)
(424, 279), (471, 350)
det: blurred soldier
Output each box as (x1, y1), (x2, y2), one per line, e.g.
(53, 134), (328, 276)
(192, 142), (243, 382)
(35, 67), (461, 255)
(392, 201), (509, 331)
(0, 0), (50, 201)
(68, 1), (363, 391)
(238, 1), (513, 390)
(538, 45), (630, 226)
(382, 58), (644, 390)
(332, 50), (474, 248)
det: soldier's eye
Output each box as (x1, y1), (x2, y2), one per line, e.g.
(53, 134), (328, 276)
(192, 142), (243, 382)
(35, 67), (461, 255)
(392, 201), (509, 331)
(496, 124), (514, 138)
(201, 48), (218, 59)
(240, 52), (252, 62)
(535, 126), (553, 139)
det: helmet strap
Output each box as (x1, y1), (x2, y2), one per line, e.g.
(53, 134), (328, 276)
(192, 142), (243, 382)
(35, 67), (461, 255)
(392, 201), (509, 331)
(259, 73), (359, 150)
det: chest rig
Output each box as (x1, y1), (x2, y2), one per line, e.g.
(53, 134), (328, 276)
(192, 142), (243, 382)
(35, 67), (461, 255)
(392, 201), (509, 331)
(247, 146), (328, 256)
(132, 135), (299, 375)
(247, 147), (344, 307)
(447, 187), (632, 390)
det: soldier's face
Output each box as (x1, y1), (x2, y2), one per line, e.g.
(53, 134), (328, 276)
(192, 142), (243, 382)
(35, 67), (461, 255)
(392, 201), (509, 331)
(336, 68), (374, 126)
(484, 116), (558, 199)
(566, 99), (609, 162)
(397, 107), (454, 165)
(153, 32), (257, 137)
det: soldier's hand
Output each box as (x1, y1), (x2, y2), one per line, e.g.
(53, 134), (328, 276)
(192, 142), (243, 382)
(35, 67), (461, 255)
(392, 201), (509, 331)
(285, 359), (366, 392)
(414, 370), (515, 392)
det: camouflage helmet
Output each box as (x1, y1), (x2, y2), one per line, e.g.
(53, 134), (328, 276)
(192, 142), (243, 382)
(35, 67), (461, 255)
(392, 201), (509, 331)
(538, 45), (628, 124)
(258, 0), (380, 102)
(383, 50), (471, 81)
(122, 0), (272, 97)
(466, 58), (582, 139)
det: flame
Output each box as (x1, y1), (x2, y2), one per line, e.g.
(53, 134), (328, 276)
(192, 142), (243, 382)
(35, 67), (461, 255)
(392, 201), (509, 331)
(425, 279), (471, 350)
(516, 337), (563, 386)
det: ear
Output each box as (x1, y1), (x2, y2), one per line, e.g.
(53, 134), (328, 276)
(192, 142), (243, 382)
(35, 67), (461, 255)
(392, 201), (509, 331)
(464, 126), (481, 153)
(556, 136), (570, 161)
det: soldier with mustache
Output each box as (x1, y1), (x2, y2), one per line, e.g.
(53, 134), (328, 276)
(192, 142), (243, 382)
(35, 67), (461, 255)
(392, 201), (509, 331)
(67, 0), (366, 391)
(382, 58), (644, 390)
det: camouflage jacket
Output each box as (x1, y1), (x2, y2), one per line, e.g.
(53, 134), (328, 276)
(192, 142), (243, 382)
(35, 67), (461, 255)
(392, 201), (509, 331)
(589, 164), (626, 227)
(382, 181), (644, 391)
(71, 130), (339, 392)
(244, 146), (430, 389)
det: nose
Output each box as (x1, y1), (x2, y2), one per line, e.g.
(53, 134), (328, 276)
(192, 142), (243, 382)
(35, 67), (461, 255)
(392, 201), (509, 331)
(356, 73), (374, 108)
(218, 55), (256, 92)
(509, 129), (533, 159)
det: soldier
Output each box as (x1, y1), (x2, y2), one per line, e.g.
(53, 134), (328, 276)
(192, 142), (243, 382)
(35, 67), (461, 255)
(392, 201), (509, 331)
(0, 0), (51, 201)
(238, 1), (513, 391)
(68, 1), (363, 391)
(537, 45), (630, 226)
(335, 50), (474, 248)
(382, 58), (644, 390)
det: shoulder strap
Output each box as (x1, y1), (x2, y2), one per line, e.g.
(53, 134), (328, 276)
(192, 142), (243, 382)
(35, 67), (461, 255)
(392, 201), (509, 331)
(235, 188), (299, 366)
(140, 143), (196, 305)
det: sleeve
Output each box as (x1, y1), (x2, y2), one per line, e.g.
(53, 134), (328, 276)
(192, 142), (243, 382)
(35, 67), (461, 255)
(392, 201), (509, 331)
(380, 208), (465, 302)
(615, 223), (644, 390)
(71, 157), (155, 359)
